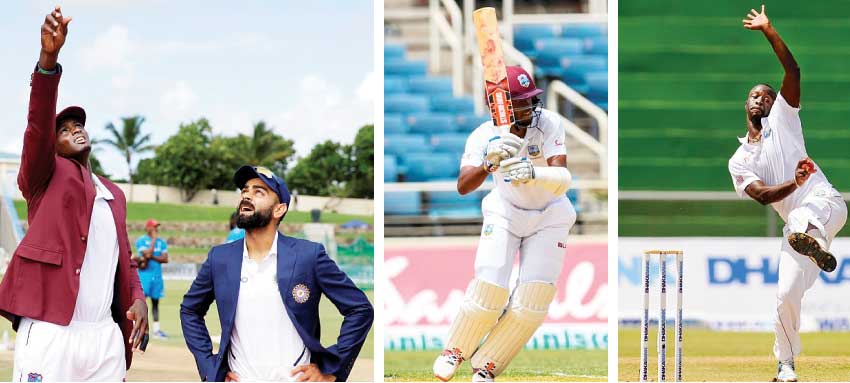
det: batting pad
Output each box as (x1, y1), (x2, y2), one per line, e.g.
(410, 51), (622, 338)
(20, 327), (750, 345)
(444, 278), (511, 360)
(471, 281), (556, 376)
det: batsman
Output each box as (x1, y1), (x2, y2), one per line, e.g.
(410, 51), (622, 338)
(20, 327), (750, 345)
(432, 9), (575, 383)
(0, 6), (148, 381)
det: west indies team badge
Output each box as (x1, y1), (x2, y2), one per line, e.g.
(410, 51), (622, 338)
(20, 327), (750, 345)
(292, 283), (310, 304)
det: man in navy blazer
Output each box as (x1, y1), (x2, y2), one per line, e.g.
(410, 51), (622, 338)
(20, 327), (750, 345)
(180, 165), (373, 382)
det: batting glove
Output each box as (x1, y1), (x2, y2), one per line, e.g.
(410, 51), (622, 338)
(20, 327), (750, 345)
(483, 133), (523, 172)
(499, 157), (535, 184)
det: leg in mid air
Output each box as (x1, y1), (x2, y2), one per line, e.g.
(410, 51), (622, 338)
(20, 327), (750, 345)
(774, 196), (846, 382)
(433, 219), (519, 382)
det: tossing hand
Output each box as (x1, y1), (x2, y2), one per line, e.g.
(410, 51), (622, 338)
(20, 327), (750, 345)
(743, 4), (770, 31)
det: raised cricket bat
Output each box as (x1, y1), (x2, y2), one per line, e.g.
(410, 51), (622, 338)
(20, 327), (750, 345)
(473, 7), (516, 166)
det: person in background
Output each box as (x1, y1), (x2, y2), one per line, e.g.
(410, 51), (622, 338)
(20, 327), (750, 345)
(135, 219), (169, 339)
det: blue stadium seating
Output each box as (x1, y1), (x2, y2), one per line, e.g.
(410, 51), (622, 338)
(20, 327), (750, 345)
(385, 113), (408, 134)
(427, 191), (484, 218)
(534, 38), (585, 78)
(561, 24), (606, 39)
(559, 55), (607, 94)
(385, 191), (422, 215)
(385, 134), (429, 157)
(456, 113), (488, 132)
(407, 76), (452, 95)
(385, 76), (407, 94)
(585, 71), (608, 109)
(385, 59), (427, 76)
(403, 153), (459, 181)
(406, 112), (457, 134)
(514, 24), (559, 59)
(385, 155), (398, 182)
(385, 94), (429, 114)
(429, 133), (467, 154)
(431, 95), (475, 113)
(584, 36), (607, 55)
(385, 44), (406, 60)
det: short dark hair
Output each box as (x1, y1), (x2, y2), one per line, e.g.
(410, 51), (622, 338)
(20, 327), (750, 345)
(753, 83), (777, 99)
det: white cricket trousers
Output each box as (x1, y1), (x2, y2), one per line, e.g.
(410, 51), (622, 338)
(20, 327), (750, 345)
(13, 317), (126, 382)
(474, 191), (577, 288)
(774, 189), (847, 362)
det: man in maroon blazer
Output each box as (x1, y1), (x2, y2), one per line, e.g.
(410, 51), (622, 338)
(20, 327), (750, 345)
(0, 6), (148, 381)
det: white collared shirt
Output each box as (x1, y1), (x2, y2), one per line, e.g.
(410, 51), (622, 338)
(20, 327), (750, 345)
(460, 108), (568, 210)
(71, 174), (119, 323)
(229, 235), (309, 381)
(728, 93), (835, 222)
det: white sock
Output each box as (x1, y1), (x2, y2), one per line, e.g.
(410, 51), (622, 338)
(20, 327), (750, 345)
(154, 321), (160, 333)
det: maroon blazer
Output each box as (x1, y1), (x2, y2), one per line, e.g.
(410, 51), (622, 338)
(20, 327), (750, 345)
(0, 66), (145, 370)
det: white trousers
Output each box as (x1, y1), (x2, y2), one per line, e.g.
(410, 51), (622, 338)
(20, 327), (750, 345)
(774, 190), (847, 361)
(12, 317), (126, 382)
(474, 191), (577, 288)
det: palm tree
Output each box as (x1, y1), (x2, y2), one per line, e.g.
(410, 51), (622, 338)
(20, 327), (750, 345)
(242, 121), (295, 173)
(102, 115), (154, 201)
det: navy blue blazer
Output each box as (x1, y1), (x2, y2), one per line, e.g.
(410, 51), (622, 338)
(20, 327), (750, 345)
(180, 234), (373, 382)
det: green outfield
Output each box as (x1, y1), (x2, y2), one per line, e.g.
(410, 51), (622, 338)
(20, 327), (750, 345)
(620, 1), (850, 192)
(383, 349), (607, 382)
(618, 328), (850, 381)
(0, 280), (374, 381)
(13, 200), (373, 225)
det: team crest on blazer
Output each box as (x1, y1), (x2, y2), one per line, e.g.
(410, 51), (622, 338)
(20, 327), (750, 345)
(292, 283), (310, 303)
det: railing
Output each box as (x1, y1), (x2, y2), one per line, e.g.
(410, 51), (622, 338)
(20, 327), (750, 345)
(547, 80), (608, 177)
(429, 0), (464, 96)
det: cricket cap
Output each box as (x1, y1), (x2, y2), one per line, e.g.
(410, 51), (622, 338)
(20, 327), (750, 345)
(145, 219), (160, 229)
(233, 165), (291, 207)
(55, 106), (87, 129)
(506, 66), (542, 100)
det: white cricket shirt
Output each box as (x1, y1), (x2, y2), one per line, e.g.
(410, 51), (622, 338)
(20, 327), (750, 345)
(228, 235), (310, 381)
(461, 108), (568, 210)
(728, 93), (835, 221)
(71, 174), (119, 323)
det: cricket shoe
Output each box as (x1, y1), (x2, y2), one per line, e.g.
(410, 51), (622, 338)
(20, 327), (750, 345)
(788, 232), (836, 272)
(471, 362), (496, 382)
(434, 348), (464, 381)
(153, 330), (169, 339)
(772, 360), (797, 382)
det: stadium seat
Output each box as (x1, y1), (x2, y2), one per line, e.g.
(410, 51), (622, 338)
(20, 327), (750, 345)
(406, 112), (457, 134)
(403, 153), (459, 181)
(385, 59), (427, 76)
(585, 71), (608, 106)
(534, 38), (585, 78)
(431, 95), (475, 113)
(456, 113), (488, 132)
(407, 76), (452, 96)
(427, 190), (484, 218)
(384, 134), (430, 157)
(385, 155), (398, 182)
(560, 55), (607, 94)
(514, 24), (559, 58)
(385, 44), (406, 60)
(385, 76), (407, 94)
(561, 24), (606, 39)
(584, 36), (608, 55)
(385, 94), (429, 114)
(385, 113), (408, 134)
(429, 133), (467, 154)
(385, 191), (422, 215)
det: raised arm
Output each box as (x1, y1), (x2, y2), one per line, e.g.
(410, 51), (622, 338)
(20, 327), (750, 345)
(744, 5), (800, 107)
(19, 7), (72, 199)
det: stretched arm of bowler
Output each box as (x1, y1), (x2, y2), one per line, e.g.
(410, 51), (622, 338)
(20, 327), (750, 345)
(744, 5), (800, 107)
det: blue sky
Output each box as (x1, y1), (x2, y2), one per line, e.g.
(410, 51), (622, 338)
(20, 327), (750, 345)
(0, 0), (374, 179)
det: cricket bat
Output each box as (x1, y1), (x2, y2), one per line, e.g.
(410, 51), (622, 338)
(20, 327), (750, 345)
(473, 7), (516, 166)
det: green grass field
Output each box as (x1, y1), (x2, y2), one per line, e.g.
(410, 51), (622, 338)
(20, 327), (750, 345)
(383, 349), (607, 382)
(0, 280), (374, 381)
(618, 328), (850, 381)
(13, 200), (373, 225)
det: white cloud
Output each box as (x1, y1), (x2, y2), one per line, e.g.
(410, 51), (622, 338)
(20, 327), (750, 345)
(356, 71), (376, 103)
(160, 81), (198, 115)
(78, 24), (132, 71)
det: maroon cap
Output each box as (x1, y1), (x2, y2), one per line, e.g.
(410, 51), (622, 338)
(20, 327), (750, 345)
(506, 66), (542, 100)
(55, 106), (86, 128)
